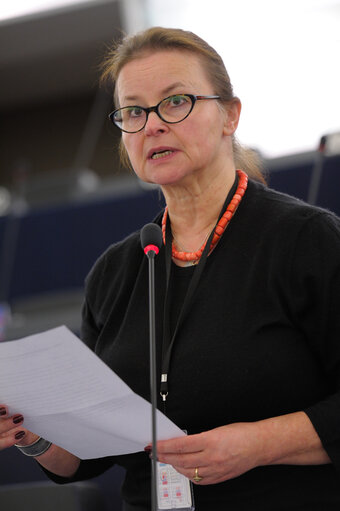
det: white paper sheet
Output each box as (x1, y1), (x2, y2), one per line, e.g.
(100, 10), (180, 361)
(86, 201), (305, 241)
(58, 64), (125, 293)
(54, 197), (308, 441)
(0, 326), (184, 459)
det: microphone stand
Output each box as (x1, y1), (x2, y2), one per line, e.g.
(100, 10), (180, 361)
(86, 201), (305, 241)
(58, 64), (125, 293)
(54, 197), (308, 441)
(146, 248), (158, 511)
(141, 222), (162, 511)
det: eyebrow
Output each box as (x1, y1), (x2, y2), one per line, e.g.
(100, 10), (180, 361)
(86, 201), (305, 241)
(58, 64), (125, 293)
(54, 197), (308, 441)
(123, 82), (187, 104)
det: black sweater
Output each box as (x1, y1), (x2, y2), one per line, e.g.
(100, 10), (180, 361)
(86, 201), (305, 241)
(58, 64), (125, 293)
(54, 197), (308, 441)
(46, 179), (340, 510)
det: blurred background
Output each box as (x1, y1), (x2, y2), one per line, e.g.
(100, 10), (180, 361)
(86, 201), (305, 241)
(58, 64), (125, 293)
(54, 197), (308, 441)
(0, 0), (339, 508)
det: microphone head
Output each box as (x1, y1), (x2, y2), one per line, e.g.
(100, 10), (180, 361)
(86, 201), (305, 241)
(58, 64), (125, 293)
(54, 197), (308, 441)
(140, 223), (163, 255)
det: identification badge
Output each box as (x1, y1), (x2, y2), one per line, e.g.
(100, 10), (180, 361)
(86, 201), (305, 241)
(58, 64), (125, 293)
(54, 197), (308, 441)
(157, 461), (195, 510)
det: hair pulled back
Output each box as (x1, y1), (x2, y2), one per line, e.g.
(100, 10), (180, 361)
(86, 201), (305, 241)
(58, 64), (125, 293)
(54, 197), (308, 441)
(101, 26), (265, 183)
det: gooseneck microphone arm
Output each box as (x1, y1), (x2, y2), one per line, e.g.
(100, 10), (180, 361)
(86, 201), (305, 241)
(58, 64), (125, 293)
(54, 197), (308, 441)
(140, 223), (163, 511)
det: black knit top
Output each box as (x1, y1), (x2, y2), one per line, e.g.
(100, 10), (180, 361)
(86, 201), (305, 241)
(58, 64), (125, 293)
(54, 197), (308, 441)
(45, 179), (340, 510)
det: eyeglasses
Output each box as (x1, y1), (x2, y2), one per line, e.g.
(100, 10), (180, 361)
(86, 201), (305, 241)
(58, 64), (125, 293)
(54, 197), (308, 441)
(108, 94), (220, 133)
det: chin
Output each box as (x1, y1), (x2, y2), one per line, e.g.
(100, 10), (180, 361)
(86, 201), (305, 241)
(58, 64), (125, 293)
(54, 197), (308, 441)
(152, 168), (193, 187)
(153, 176), (187, 187)
(134, 159), (192, 187)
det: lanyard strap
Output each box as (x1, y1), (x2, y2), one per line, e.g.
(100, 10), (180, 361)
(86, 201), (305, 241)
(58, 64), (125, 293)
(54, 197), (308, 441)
(160, 175), (238, 402)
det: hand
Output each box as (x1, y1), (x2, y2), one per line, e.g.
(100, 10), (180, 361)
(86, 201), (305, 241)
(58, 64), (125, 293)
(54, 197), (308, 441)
(156, 422), (263, 485)
(0, 404), (39, 449)
(1, 403), (80, 478)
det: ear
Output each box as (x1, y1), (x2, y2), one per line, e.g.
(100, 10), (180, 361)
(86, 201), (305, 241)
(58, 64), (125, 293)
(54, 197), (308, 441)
(223, 98), (241, 136)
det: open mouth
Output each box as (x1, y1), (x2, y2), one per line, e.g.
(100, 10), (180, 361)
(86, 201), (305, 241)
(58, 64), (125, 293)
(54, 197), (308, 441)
(150, 150), (174, 160)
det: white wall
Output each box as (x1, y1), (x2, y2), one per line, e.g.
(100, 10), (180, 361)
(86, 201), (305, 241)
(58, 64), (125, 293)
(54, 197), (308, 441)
(147, 0), (340, 157)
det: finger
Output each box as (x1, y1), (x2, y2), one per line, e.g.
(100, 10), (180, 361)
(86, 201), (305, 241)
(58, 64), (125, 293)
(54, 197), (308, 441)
(157, 451), (208, 470)
(190, 472), (235, 485)
(157, 432), (205, 454)
(13, 429), (28, 444)
(171, 465), (211, 486)
(0, 405), (8, 418)
(0, 414), (24, 434)
(176, 466), (228, 486)
(0, 428), (27, 450)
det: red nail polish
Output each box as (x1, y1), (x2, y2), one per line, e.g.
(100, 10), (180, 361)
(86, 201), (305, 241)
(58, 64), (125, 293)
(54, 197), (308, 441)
(13, 415), (24, 425)
(144, 446), (152, 453)
(15, 431), (25, 440)
(0, 407), (6, 416)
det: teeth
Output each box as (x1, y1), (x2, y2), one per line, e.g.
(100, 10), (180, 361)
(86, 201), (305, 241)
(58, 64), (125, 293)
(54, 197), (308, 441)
(151, 150), (173, 160)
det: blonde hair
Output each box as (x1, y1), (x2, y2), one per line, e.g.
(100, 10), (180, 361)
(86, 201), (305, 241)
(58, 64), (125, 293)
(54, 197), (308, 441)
(101, 26), (265, 183)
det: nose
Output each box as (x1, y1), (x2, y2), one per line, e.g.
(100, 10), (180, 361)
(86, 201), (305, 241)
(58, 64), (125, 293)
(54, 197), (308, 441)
(144, 111), (169, 136)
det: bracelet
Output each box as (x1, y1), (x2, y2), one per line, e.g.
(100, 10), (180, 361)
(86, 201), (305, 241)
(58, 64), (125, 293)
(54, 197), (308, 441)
(15, 436), (52, 457)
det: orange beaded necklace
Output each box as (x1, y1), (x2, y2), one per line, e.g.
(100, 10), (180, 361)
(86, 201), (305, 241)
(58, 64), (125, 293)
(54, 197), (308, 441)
(161, 169), (248, 263)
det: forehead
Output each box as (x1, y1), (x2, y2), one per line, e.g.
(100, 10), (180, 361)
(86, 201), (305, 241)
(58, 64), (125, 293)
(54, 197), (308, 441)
(116, 50), (212, 104)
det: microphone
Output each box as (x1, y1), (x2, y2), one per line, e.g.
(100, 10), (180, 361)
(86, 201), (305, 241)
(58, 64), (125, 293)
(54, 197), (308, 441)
(141, 223), (163, 256)
(140, 222), (162, 511)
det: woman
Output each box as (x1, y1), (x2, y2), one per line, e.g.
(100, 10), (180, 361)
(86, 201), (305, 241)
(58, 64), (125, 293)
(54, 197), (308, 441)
(1, 27), (340, 510)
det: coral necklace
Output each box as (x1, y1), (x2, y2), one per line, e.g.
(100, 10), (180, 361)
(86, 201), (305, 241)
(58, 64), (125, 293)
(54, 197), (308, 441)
(161, 169), (248, 263)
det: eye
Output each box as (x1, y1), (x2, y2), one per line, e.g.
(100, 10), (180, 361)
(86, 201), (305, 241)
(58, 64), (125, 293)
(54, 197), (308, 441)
(126, 106), (144, 118)
(166, 95), (190, 108)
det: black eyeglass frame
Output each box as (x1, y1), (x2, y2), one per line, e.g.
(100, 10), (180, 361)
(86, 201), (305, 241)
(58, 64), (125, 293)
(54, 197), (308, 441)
(108, 94), (220, 133)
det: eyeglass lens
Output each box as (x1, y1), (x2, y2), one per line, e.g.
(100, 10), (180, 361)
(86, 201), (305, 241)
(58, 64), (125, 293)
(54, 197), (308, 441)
(113, 95), (193, 132)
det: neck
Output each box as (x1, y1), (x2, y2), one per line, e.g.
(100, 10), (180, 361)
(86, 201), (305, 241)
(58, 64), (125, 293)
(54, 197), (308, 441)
(161, 167), (236, 252)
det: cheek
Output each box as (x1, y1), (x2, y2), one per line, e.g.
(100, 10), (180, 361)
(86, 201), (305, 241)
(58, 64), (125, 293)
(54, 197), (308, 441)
(122, 134), (131, 157)
(122, 135), (143, 170)
(186, 113), (225, 151)
(190, 125), (223, 159)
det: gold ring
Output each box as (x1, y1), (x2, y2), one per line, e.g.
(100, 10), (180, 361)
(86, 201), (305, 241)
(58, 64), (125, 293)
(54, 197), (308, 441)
(193, 467), (203, 483)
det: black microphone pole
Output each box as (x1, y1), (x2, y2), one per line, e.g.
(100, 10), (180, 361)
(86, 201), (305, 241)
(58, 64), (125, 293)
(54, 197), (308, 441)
(141, 223), (163, 511)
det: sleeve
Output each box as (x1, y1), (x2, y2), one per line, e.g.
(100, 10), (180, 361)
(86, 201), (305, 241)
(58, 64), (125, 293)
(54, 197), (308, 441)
(38, 235), (146, 485)
(290, 211), (340, 472)
(38, 456), (116, 484)
(80, 296), (100, 350)
(79, 248), (110, 349)
(38, 289), (117, 484)
(39, 253), (115, 484)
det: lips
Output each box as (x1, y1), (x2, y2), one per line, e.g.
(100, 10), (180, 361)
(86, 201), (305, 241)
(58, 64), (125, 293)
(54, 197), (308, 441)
(147, 147), (177, 160)
(151, 150), (173, 160)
